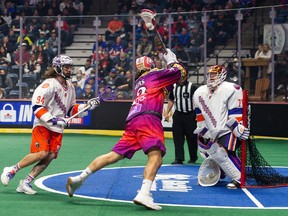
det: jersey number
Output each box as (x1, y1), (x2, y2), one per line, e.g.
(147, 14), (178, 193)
(36, 96), (45, 105)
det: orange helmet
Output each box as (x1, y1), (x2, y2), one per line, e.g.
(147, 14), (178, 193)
(207, 65), (227, 89)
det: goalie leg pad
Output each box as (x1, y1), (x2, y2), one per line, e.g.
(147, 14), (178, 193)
(197, 137), (210, 159)
(198, 158), (221, 187)
(204, 141), (241, 181)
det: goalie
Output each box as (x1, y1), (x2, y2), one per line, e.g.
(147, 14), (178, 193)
(193, 65), (250, 189)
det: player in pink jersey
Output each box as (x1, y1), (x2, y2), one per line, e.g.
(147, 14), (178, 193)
(1, 55), (99, 195)
(66, 49), (187, 210)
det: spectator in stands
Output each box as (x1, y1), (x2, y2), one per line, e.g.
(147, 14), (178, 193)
(103, 68), (122, 89)
(117, 70), (133, 98)
(0, 16), (9, 39)
(1, 36), (14, 55)
(171, 15), (188, 36)
(16, 29), (33, 50)
(31, 45), (49, 75)
(22, 1), (34, 16)
(71, 77), (84, 99)
(4, 1), (16, 19)
(79, 58), (94, 78)
(211, 12), (229, 45)
(174, 45), (190, 67)
(53, 18), (73, 47)
(43, 41), (55, 63)
(60, 0), (70, 12)
(35, 31), (47, 47)
(73, 0), (84, 18)
(75, 70), (86, 89)
(10, 15), (21, 34)
(7, 30), (17, 50)
(0, 68), (13, 98)
(14, 43), (30, 65)
(80, 83), (95, 99)
(0, 45), (11, 66)
(47, 29), (59, 56)
(114, 52), (131, 73)
(136, 35), (152, 57)
(109, 36), (125, 60)
(98, 51), (114, 79)
(105, 16), (124, 42)
(92, 35), (107, 54)
(23, 53), (41, 81)
(124, 40), (133, 58)
(176, 28), (191, 48)
(2, 8), (12, 27)
(189, 25), (204, 62)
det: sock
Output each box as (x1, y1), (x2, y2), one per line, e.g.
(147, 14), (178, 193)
(140, 179), (152, 195)
(24, 174), (34, 184)
(14, 163), (21, 172)
(79, 167), (92, 182)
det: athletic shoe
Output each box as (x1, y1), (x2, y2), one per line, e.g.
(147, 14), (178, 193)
(66, 176), (82, 197)
(226, 180), (240, 189)
(133, 191), (162, 210)
(1, 166), (16, 186)
(16, 180), (37, 195)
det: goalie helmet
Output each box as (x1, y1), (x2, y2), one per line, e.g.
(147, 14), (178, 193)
(207, 65), (227, 89)
(52, 55), (73, 80)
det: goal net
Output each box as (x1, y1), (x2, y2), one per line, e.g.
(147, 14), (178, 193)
(238, 90), (288, 188)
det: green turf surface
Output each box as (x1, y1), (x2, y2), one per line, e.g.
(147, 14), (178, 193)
(0, 133), (287, 216)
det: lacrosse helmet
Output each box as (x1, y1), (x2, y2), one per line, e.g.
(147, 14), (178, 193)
(52, 55), (73, 79)
(207, 65), (227, 89)
(135, 56), (155, 80)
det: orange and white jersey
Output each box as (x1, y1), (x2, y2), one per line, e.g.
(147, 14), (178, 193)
(32, 78), (84, 133)
(193, 81), (243, 140)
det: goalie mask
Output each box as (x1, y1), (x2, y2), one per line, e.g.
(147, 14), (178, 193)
(207, 65), (227, 89)
(135, 56), (155, 79)
(52, 55), (73, 80)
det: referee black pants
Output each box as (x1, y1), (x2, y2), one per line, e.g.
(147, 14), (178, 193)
(172, 110), (198, 162)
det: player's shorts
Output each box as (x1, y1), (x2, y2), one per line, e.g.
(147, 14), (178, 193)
(112, 114), (166, 159)
(30, 126), (63, 158)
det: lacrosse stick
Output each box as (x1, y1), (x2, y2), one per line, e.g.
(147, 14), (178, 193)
(67, 86), (117, 122)
(140, 9), (167, 54)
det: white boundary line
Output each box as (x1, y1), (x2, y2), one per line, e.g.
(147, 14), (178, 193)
(34, 165), (288, 210)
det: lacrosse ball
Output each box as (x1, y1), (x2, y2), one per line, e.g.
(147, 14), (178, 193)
(146, 23), (154, 30)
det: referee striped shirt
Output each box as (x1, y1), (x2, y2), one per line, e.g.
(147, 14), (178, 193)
(169, 81), (196, 113)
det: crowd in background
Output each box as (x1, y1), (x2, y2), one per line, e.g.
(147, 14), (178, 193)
(0, 0), (259, 100)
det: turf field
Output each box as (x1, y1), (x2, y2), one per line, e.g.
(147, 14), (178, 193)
(0, 131), (287, 216)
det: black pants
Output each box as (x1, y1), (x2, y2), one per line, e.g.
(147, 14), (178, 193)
(172, 111), (198, 162)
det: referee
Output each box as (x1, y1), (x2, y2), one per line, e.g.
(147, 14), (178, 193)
(164, 74), (198, 164)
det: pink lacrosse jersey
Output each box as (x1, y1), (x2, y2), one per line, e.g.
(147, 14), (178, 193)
(126, 67), (181, 121)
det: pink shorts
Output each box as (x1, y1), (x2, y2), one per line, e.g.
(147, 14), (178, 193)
(112, 114), (166, 159)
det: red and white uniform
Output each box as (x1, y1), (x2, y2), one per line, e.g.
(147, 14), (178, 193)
(193, 81), (243, 140)
(32, 78), (86, 133)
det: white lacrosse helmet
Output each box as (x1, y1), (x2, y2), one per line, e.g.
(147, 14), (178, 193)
(135, 56), (155, 72)
(207, 65), (227, 89)
(52, 55), (73, 79)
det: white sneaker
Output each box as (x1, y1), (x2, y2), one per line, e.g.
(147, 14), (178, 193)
(226, 180), (240, 189)
(16, 180), (37, 195)
(133, 191), (162, 210)
(1, 166), (16, 186)
(66, 176), (82, 197)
